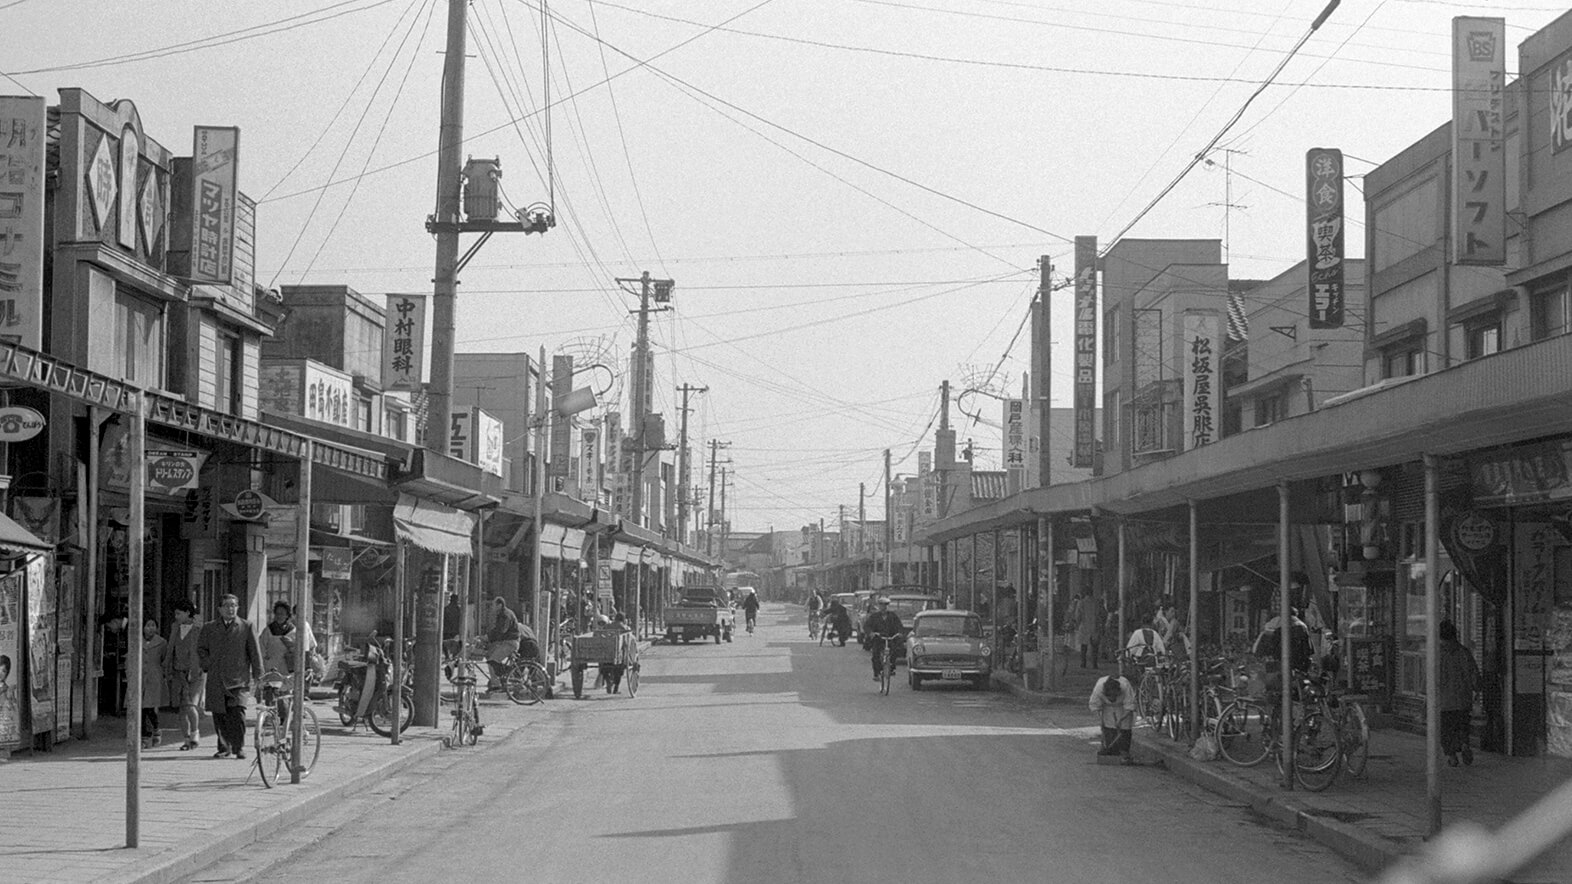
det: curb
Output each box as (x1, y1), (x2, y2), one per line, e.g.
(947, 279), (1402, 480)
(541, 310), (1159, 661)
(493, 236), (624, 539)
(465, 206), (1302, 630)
(118, 736), (444, 884)
(999, 678), (1406, 873)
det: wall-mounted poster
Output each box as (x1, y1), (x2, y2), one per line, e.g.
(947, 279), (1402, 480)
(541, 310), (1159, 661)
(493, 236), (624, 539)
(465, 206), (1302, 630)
(0, 570), (21, 748)
(26, 554), (54, 734)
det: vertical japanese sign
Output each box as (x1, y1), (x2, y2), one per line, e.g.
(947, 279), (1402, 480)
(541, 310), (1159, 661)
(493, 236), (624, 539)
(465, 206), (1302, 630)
(1072, 235), (1097, 468)
(1306, 148), (1345, 329)
(0, 97), (45, 350)
(549, 356), (574, 484)
(26, 555), (53, 733)
(449, 409), (473, 462)
(190, 126), (238, 285)
(382, 294), (426, 389)
(0, 570), (20, 748)
(1552, 48), (1572, 155)
(1003, 398), (1026, 488)
(1182, 311), (1221, 450)
(580, 427), (600, 501)
(1452, 16), (1506, 265)
(117, 126), (139, 249)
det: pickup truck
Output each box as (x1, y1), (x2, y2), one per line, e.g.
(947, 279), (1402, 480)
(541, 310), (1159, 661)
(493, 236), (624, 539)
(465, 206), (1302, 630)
(663, 588), (735, 644)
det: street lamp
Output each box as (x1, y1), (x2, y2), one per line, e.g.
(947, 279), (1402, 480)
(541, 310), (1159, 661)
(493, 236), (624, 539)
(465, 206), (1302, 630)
(530, 345), (601, 674)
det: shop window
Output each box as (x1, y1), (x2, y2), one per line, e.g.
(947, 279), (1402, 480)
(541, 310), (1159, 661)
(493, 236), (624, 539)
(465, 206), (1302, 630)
(355, 396), (372, 433)
(1464, 317), (1501, 360)
(1530, 282), (1569, 341)
(213, 331), (241, 414)
(114, 288), (163, 386)
(1253, 391), (1287, 427)
(1382, 343), (1421, 379)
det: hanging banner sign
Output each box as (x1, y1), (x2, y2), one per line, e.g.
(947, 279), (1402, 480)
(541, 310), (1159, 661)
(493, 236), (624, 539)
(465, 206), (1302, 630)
(0, 97), (46, 351)
(1452, 16), (1506, 265)
(146, 449), (209, 495)
(1072, 235), (1097, 468)
(1306, 148), (1345, 329)
(189, 126), (238, 285)
(319, 546), (353, 581)
(1182, 311), (1221, 450)
(382, 294), (426, 390)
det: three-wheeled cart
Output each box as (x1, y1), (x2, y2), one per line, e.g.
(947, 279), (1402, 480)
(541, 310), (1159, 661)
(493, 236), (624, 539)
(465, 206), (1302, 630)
(569, 629), (640, 699)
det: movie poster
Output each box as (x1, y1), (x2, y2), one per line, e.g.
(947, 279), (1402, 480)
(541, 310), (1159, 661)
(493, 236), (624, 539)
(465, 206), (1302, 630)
(26, 554), (54, 734)
(0, 570), (21, 748)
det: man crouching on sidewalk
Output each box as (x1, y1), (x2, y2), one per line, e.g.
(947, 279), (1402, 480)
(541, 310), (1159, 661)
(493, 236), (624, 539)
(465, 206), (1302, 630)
(1090, 672), (1137, 764)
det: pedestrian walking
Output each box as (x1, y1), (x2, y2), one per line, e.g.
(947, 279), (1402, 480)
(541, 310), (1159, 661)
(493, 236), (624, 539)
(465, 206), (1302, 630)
(1072, 590), (1094, 668)
(165, 599), (205, 751)
(196, 594), (263, 760)
(139, 618), (169, 748)
(1089, 672), (1137, 762)
(1439, 619), (1479, 767)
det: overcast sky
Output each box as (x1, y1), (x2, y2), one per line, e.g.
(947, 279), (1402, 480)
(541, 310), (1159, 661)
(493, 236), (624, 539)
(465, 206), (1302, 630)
(5, 0), (1565, 533)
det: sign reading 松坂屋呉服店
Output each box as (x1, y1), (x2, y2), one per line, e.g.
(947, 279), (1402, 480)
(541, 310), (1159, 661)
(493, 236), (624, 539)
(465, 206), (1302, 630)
(1182, 311), (1220, 451)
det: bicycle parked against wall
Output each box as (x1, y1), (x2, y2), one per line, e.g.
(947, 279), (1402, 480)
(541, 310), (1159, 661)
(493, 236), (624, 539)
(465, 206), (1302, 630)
(1214, 671), (1342, 791)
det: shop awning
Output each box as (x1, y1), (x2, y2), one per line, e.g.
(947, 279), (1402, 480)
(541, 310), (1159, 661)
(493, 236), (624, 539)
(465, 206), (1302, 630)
(0, 511), (50, 554)
(561, 527), (588, 562)
(393, 493), (476, 557)
(609, 541), (632, 571)
(538, 523), (567, 559)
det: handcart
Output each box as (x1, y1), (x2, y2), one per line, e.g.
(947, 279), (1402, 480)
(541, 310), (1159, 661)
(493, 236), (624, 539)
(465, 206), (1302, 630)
(569, 629), (640, 699)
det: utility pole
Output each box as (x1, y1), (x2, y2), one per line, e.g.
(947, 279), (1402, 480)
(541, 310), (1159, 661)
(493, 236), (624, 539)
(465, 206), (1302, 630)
(617, 271), (673, 529)
(705, 439), (728, 556)
(421, 0), (552, 730)
(676, 383), (707, 546)
(938, 380), (951, 518)
(1036, 256), (1052, 488)
(719, 466), (730, 560)
(858, 483), (866, 556)
(884, 448), (893, 587)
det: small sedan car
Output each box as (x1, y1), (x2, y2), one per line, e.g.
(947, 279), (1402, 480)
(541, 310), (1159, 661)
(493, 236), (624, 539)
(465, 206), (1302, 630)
(906, 610), (991, 690)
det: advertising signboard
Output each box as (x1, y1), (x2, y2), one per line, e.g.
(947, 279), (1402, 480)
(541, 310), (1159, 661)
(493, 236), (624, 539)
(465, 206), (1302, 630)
(0, 97), (46, 350)
(1072, 235), (1097, 468)
(190, 126), (239, 286)
(146, 449), (208, 495)
(475, 409), (504, 477)
(382, 294), (426, 390)
(1306, 148), (1345, 328)
(0, 570), (20, 749)
(1182, 311), (1221, 450)
(1452, 17), (1506, 265)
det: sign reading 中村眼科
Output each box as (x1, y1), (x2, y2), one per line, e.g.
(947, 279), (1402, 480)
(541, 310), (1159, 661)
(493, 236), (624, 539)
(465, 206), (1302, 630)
(1452, 16), (1506, 265)
(1306, 148), (1345, 329)
(190, 126), (239, 286)
(383, 294), (426, 390)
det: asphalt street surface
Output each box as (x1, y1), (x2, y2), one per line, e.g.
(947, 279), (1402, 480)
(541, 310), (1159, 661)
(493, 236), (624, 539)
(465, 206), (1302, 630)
(227, 604), (1366, 884)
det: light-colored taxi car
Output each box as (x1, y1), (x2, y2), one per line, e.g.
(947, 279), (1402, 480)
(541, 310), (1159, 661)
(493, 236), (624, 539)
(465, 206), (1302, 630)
(906, 609), (991, 690)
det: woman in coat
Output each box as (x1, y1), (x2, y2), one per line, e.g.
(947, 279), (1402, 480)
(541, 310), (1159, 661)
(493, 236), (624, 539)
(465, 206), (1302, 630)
(165, 600), (205, 751)
(139, 619), (169, 748)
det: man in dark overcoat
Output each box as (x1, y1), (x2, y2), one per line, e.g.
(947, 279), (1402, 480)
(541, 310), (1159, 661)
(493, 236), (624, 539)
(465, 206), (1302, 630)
(196, 593), (263, 759)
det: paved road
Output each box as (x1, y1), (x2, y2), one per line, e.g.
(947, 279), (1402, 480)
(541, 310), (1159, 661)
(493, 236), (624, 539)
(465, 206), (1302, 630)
(230, 604), (1365, 884)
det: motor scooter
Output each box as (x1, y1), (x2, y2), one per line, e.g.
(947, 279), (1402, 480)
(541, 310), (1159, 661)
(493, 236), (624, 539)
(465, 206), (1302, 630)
(333, 637), (414, 736)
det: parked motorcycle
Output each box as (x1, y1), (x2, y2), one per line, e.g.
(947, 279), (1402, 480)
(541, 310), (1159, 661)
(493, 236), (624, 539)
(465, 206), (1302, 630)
(333, 636), (414, 737)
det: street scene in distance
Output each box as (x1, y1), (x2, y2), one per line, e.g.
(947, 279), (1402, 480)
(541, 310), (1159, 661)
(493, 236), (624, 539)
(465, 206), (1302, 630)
(1, 2), (1571, 883)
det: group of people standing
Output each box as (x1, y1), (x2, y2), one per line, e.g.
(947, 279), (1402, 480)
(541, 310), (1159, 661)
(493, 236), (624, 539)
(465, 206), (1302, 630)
(132, 595), (314, 759)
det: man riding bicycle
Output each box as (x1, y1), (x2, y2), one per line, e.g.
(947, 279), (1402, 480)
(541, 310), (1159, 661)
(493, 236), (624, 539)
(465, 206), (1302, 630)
(741, 589), (761, 633)
(863, 597), (905, 680)
(485, 596), (521, 694)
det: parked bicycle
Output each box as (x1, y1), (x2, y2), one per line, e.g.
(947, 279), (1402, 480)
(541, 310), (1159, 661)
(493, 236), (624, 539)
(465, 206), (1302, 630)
(444, 659), (485, 748)
(253, 669), (320, 788)
(1214, 671), (1342, 791)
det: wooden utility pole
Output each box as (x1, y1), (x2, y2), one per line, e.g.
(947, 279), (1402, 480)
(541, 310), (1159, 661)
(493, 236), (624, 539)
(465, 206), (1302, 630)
(1036, 256), (1052, 488)
(676, 383), (707, 545)
(705, 439), (727, 556)
(618, 272), (673, 528)
(425, 0), (469, 456)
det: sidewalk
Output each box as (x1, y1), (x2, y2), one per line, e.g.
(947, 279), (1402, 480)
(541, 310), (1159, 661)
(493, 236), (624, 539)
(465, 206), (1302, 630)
(0, 688), (552, 884)
(994, 669), (1572, 878)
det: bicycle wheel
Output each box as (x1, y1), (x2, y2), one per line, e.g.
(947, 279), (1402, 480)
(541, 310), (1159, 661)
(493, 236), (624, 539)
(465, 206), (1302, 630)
(368, 691), (414, 737)
(463, 694), (480, 747)
(879, 650), (892, 695)
(1293, 712), (1342, 792)
(1137, 672), (1163, 726)
(295, 706), (321, 777)
(516, 661), (550, 705)
(1165, 687), (1189, 741)
(626, 663), (639, 697)
(1216, 700), (1271, 767)
(1340, 701), (1370, 778)
(254, 709), (285, 788)
(502, 660), (530, 705)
